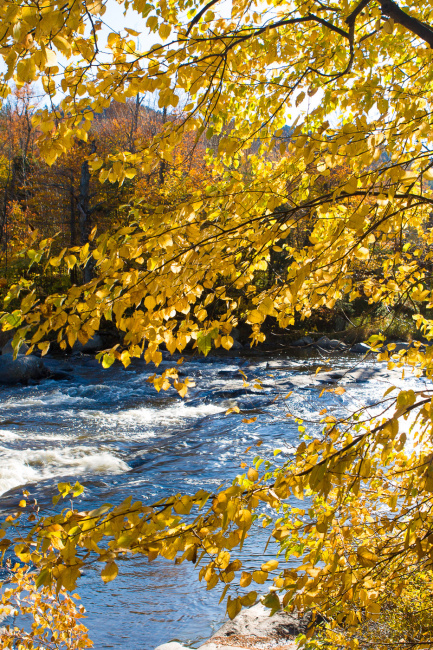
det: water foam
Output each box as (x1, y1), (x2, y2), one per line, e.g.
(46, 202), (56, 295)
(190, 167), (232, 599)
(0, 452), (39, 494)
(4, 390), (96, 409)
(119, 402), (223, 426)
(0, 445), (130, 496)
(0, 429), (19, 441)
(82, 403), (224, 433)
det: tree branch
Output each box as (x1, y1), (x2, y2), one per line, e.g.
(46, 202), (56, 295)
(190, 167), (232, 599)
(186, 0), (219, 36)
(380, 0), (433, 48)
(346, 0), (433, 48)
(345, 0), (371, 42)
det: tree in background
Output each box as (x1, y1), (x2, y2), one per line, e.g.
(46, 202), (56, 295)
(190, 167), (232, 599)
(2, 1), (433, 648)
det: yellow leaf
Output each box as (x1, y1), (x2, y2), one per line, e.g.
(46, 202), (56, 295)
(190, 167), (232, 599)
(241, 591), (257, 607)
(252, 570), (268, 584)
(354, 247), (369, 260)
(240, 571), (252, 587)
(357, 546), (378, 568)
(382, 19), (394, 34)
(101, 561), (118, 583)
(226, 406), (240, 414)
(236, 508), (252, 528)
(38, 341), (50, 356)
(159, 23), (172, 40)
(173, 495), (192, 514)
(146, 15), (158, 30)
(247, 310), (264, 324)
(227, 596), (242, 620)
(45, 49), (57, 67)
(53, 35), (72, 57)
(17, 57), (37, 83)
(295, 91), (305, 106)
(221, 335), (233, 350)
(145, 295), (156, 310)
(258, 297), (275, 316)
(261, 559), (278, 571)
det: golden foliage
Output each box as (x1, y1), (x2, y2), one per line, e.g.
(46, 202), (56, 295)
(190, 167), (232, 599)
(0, 564), (92, 649)
(2, 0), (433, 646)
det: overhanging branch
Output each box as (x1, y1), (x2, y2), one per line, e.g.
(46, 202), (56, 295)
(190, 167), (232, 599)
(380, 0), (433, 48)
(346, 0), (433, 48)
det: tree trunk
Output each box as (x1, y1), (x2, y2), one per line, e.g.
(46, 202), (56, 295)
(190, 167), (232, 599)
(77, 143), (96, 283)
(159, 106), (167, 186)
(70, 175), (76, 247)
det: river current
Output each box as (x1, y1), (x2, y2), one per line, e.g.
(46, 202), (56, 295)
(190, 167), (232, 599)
(0, 349), (425, 650)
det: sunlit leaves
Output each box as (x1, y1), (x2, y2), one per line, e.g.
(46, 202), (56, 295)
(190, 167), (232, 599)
(101, 561), (119, 583)
(0, 566), (92, 649)
(3, 0), (433, 645)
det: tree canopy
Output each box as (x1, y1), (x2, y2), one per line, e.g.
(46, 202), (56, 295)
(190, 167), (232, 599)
(2, 0), (433, 648)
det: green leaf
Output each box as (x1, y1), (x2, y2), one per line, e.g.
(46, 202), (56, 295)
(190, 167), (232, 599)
(72, 481), (84, 497)
(196, 328), (218, 355)
(102, 353), (115, 368)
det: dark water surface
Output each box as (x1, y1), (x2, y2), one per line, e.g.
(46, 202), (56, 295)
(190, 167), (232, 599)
(0, 350), (423, 649)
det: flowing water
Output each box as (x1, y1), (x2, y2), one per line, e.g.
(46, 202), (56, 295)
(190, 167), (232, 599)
(0, 350), (425, 650)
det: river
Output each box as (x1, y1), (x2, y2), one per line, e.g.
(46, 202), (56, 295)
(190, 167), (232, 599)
(0, 349), (424, 650)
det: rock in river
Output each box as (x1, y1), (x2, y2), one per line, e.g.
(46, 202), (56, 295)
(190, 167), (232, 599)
(389, 340), (425, 353)
(155, 644), (189, 650)
(314, 336), (347, 351)
(350, 342), (371, 354)
(0, 353), (49, 384)
(72, 333), (104, 353)
(1, 340), (29, 355)
(206, 602), (310, 643)
(291, 335), (314, 347)
(154, 602), (310, 650)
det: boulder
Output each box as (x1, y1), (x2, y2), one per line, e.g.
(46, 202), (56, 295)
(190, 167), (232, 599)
(350, 342), (371, 354)
(387, 340), (425, 353)
(213, 388), (252, 399)
(217, 369), (241, 378)
(291, 336), (314, 347)
(0, 353), (49, 384)
(231, 339), (243, 350)
(153, 603), (307, 650)
(346, 367), (391, 383)
(72, 333), (104, 353)
(0, 327), (17, 349)
(154, 644), (189, 650)
(207, 603), (310, 647)
(1, 340), (29, 355)
(155, 641), (251, 650)
(315, 370), (347, 384)
(48, 370), (73, 381)
(200, 645), (279, 650)
(314, 366), (401, 385)
(231, 328), (242, 342)
(315, 336), (347, 351)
